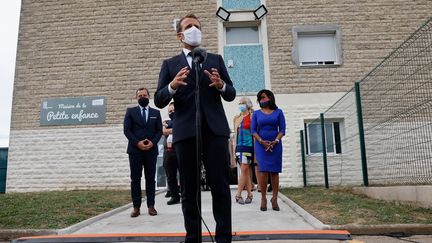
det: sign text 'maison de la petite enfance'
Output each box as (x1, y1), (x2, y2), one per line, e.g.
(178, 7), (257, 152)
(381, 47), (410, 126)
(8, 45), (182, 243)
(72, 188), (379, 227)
(40, 96), (106, 126)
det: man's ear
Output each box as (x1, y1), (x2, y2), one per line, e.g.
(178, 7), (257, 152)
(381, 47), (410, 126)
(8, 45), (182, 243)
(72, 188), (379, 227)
(176, 32), (183, 42)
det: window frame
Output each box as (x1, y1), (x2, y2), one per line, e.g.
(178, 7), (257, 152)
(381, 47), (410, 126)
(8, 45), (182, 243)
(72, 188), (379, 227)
(224, 21), (262, 46)
(292, 25), (342, 68)
(173, 18), (180, 31)
(304, 120), (342, 155)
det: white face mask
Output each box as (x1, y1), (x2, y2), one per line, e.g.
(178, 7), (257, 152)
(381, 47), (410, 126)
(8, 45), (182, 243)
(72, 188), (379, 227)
(182, 26), (202, 47)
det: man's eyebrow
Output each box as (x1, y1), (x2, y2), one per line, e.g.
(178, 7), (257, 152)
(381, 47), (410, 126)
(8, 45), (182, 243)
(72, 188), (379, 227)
(186, 23), (200, 28)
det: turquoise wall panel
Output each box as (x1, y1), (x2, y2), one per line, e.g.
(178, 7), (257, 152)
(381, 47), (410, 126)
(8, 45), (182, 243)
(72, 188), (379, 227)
(224, 45), (265, 93)
(222, 0), (260, 10)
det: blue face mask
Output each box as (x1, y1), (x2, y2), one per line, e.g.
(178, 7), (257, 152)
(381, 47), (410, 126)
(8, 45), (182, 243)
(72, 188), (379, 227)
(238, 104), (247, 112)
(259, 100), (270, 108)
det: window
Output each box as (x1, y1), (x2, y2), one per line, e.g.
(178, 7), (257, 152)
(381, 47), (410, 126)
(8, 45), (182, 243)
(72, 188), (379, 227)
(226, 26), (260, 45)
(292, 25), (342, 67)
(298, 33), (337, 65)
(304, 122), (342, 154)
(173, 19), (180, 31)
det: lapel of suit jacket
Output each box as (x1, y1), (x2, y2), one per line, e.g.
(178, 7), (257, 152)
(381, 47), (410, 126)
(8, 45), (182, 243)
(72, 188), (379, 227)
(146, 107), (153, 127)
(200, 56), (209, 85)
(179, 52), (189, 68)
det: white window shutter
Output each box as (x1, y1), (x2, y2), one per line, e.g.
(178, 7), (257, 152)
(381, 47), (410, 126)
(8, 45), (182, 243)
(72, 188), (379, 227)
(298, 34), (338, 65)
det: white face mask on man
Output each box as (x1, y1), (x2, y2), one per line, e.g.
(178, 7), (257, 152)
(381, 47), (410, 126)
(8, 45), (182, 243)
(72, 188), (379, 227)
(182, 26), (202, 47)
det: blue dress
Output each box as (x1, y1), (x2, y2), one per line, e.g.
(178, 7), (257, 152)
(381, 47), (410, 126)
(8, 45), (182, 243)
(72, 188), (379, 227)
(251, 109), (286, 173)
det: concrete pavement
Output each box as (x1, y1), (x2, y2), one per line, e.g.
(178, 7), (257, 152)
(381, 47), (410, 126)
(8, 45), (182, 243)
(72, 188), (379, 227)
(70, 189), (317, 234)
(47, 189), (352, 242)
(9, 188), (432, 242)
(11, 189), (432, 242)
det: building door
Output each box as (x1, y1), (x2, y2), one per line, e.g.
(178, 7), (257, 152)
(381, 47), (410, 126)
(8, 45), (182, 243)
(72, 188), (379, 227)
(0, 148), (8, 193)
(218, 0), (270, 94)
(223, 24), (266, 94)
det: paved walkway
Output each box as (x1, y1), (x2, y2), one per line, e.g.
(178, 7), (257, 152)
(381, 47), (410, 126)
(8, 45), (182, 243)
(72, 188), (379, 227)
(50, 189), (354, 242)
(72, 189), (316, 234)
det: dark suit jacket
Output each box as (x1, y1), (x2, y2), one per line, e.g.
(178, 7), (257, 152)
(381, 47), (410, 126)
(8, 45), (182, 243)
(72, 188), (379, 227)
(154, 52), (236, 143)
(123, 106), (162, 155)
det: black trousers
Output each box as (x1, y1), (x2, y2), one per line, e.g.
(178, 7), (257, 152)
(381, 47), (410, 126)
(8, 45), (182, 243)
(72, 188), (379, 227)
(163, 150), (180, 197)
(128, 153), (158, 208)
(175, 122), (232, 243)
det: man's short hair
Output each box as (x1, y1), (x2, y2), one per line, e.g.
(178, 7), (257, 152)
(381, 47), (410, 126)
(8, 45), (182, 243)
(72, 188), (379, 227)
(176, 14), (200, 33)
(136, 87), (149, 96)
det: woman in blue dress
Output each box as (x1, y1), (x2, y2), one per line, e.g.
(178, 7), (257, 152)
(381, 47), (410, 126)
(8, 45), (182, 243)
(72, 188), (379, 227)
(251, 89), (286, 211)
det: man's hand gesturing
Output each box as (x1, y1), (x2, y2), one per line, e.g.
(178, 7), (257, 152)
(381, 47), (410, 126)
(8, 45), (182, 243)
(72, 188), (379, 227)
(170, 66), (190, 90)
(205, 68), (225, 89)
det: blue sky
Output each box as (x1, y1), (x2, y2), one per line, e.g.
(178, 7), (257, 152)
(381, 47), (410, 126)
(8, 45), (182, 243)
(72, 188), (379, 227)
(0, 1), (21, 147)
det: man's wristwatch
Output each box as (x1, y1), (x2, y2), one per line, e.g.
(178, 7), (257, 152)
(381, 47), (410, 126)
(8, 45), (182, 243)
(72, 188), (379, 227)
(275, 139), (280, 143)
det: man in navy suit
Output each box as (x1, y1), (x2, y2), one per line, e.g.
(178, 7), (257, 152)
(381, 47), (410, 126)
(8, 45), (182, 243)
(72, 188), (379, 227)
(154, 14), (236, 243)
(124, 87), (162, 217)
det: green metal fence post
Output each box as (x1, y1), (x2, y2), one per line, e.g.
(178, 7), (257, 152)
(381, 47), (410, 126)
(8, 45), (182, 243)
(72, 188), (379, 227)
(300, 130), (307, 187)
(320, 113), (329, 188)
(355, 82), (369, 186)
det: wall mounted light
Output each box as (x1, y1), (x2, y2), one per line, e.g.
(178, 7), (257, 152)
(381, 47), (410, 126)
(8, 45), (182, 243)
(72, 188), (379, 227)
(253, 4), (268, 20)
(216, 6), (231, 21)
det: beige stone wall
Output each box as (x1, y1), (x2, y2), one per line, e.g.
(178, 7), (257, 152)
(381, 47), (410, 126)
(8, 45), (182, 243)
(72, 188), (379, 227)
(266, 0), (431, 93)
(13, 0), (432, 130)
(7, 126), (130, 192)
(13, 0), (219, 130)
(9, 1), (431, 191)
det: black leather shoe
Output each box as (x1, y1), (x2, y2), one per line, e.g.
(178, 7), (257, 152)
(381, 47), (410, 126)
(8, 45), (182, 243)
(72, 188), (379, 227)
(167, 197), (180, 205)
(165, 191), (171, 198)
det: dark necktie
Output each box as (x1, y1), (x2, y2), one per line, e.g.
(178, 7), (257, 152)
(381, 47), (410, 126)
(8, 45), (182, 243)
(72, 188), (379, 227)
(188, 52), (195, 72)
(188, 52), (201, 82)
(142, 108), (147, 124)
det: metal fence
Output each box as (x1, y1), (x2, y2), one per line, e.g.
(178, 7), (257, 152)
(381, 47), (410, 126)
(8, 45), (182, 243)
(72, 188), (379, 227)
(300, 17), (432, 187)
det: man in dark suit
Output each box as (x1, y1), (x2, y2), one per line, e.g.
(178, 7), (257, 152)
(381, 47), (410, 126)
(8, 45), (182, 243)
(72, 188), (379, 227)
(124, 87), (162, 217)
(154, 14), (236, 243)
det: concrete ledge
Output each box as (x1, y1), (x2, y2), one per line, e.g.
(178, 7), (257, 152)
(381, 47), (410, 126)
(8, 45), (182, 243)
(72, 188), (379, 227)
(58, 190), (164, 234)
(331, 224), (432, 235)
(0, 229), (57, 241)
(57, 202), (133, 235)
(353, 186), (432, 208)
(278, 193), (331, 230)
